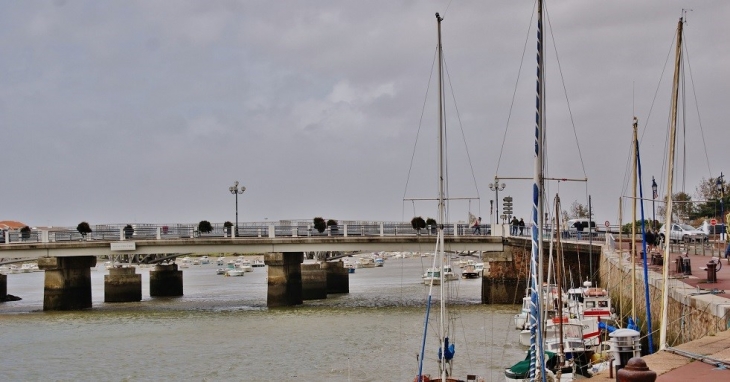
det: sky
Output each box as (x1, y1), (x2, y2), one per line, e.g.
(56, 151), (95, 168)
(1, 0), (728, 228)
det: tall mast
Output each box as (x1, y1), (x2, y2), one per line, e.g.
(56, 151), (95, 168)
(660, 16), (683, 351)
(436, 12), (448, 382)
(631, 117), (638, 322)
(528, 0), (547, 380)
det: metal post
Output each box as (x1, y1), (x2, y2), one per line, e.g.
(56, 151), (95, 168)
(718, 173), (725, 243)
(652, 176), (658, 231)
(229, 181), (246, 236)
(489, 178), (506, 232)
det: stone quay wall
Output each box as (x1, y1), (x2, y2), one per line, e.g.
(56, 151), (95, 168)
(599, 249), (730, 347)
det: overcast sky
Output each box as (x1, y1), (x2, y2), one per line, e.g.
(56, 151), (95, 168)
(1, 1), (728, 228)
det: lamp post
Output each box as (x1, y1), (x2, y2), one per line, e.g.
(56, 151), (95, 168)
(651, 176), (658, 231)
(229, 181), (246, 236)
(717, 173), (724, 242)
(489, 178), (506, 226)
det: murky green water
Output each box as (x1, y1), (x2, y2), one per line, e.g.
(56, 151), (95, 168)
(0, 257), (524, 381)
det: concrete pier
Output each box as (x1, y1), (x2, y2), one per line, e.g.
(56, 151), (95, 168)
(37, 256), (97, 310)
(104, 267), (142, 302)
(264, 252), (304, 307)
(301, 263), (327, 300)
(149, 263), (183, 297)
(322, 260), (349, 294)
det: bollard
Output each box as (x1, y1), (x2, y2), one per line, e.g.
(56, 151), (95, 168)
(676, 257), (683, 273)
(683, 257), (692, 275)
(616, 357), (656, 382)
(706, 261), (717, 283)
(610, 328), (641, 377)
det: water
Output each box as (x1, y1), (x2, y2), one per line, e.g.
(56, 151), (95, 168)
(0, 257), (525, 381)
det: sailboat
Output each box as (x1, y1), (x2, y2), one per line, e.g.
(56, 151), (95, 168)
(503, 1), (588, 380)
(413, 13), (482, 382)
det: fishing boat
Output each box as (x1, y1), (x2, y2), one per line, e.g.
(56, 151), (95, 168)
(461, 265), (479, 279)
(413, 13), (483, 382)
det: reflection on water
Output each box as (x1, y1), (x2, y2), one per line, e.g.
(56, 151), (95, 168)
(0, 257), (523, 381)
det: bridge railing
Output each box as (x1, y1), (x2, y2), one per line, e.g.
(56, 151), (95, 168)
(1, 221), (616, 245)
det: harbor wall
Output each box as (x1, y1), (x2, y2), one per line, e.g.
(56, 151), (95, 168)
(599, 249), (730, 347)
(482, 237), (601, 304)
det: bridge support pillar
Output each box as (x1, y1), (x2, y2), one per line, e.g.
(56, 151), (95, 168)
(104, 267), (142, 302)
(264, 252), (303, 307)
(37, 256), (97, 310)
(150, 263), (183, 297)
(301, 263), (327, 300)
(482, 276), (525, 304)
(0, 274), (6, 300)
(323, 261), (349, 294)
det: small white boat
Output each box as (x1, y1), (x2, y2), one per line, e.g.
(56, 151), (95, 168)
(200, 255), (210, 264)
(356, 257), (376, 268)
(252, 259), (265, 267)
(442, 264), (458, 281)
(216, 257), (225, 266)
(240, 260), (253, 272)
(422, 268), (441, 285)
(374, 258), (384, 267)
(216, 268), (226, 275)
(225, 269), (244, 277)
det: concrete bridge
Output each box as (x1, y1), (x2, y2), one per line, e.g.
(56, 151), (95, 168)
(0, 221), (514, 311)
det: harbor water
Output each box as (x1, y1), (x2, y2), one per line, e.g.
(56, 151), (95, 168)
(0, 256), (524, 381)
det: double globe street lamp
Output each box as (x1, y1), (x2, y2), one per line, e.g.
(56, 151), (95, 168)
(229, 181), (246, 236)
(489, 179), (506, 226)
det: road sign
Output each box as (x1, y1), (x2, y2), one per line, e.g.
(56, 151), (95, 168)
(604, 220), (610, 228)
(711, 219), (717, 226)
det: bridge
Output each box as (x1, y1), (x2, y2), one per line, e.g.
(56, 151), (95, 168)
(0, 220), (510, 311)
(0, 220), (606, 312)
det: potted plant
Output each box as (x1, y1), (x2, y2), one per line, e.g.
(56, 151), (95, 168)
(198, 220), (213, 236)
(426, 218), (437, 234)
(20, 226), (31, 240)
(313, 217), (326, 233)
(123, 224), (134, 239)
(411, 216), (426, 235)
(224, 221), (233, 236)
(77, 221), (92, 240)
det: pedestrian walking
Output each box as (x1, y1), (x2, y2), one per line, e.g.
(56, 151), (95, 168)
(511, 216), (519, 236)
(472, 217), (482, 235)
(573, 220), (584, 240)
(518, 218), (525, 236)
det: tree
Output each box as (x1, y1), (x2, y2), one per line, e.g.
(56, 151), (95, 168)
(223, 221), (233, 235)
(426, 217), (437, 227)
(327, 219), (338, 232)
(411, 216), (426, 234)
(313, 217), (326, 233)
(198, 220), (213, 234)
(569, 201), (590, 218)
(656, 192), (694, 223)
(77, 221), (92, 238)
(695, 176), (727, 219)
(20, 226), (31, 240)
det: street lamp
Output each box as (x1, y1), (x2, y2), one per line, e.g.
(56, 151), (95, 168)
(489, 178), (506, 225)
(651, 176), (658, 231)
(717, 173), (724, 242)
(229, 181), (246, 236)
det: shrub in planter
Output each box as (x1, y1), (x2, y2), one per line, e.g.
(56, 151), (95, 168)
(20, 226), (31, 240)
(313, 217), (326, 233)
(198, 220), (213, 234)
(327, 219), (339, 232)
(426, 218), (437, 233)
(77, 221), (92, 238)
(411, 216), (426, 233)
(123, 224), (134, 239)
(224, 221), (233, 235)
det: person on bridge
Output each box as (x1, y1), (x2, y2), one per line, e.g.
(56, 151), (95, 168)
(518, 218), (525, 236)
(510, 216), (519, 236)
(473, 217), (482, 235)
(573, 220), (584, 240)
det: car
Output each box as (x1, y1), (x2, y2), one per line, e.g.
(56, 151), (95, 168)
(659, 223), (708, 243)
(566, 218), (597, 238)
